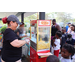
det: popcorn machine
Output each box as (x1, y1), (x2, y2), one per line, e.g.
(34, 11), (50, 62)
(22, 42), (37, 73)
(30, 20), (52, 62)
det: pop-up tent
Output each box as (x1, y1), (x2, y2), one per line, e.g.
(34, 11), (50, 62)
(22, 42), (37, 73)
(0, 12), (45, 22)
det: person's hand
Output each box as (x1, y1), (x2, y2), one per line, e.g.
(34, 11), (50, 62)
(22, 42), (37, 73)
(25, 38), (30, 44)
(25, 34), (27, 37)
(23, 35), (27, 37)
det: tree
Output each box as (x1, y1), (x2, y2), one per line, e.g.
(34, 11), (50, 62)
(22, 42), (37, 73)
(45, 12), (74, 27)
(45, 12), (57, 19)
(24, 24), (27, 27)
(56, 12), (72, 26)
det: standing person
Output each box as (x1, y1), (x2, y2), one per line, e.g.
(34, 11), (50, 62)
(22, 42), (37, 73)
(53, 31), (62, 57)
(15, 22), (27, 40)
(51, 19), (61, 41)
(66, 23), (71, 32)
(67, 23), (71, 34)
(51, 19), (61, 53)
(1, 15), (30, 62)
(66, 34), (75, 59)
(66, 34), (75, 46)
(61, 27), (67, 48)
(70, 24), (75, 40)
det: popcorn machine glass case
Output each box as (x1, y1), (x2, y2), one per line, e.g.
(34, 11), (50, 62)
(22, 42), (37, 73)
(30, 20), (51, 62)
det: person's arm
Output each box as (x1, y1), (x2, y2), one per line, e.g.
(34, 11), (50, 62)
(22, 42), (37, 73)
(10, 39), (30, 48)
(5, 29), (30, 48)
(20, 35), (27, 38)
(67, 27), (71, 34)
(10, 39), (26, 48)
(54, 43), (56, 47)
(56, 25), (61, 31)
(2, 39), (3, 43)
(53, 39), (56, 47)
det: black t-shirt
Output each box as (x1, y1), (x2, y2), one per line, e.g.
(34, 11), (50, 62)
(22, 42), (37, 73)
(51, 25), (58, 36)
(2, 28), (22, 62)
(61, 34), (67, 46)
(66, 39), (75, 45)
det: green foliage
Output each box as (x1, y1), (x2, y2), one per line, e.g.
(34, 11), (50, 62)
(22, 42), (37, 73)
(19, 12), (75, 28)
(28, 30), (30, 33)
(0, 25), (7, 33)
(24, 24), (27, 27)
(19, 13), (37, 24)
(45, 12), (75, 27)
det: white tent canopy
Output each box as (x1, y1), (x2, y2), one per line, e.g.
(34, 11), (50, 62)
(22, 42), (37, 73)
(0, 12), (18, 18)
(18, 12), (37, 19)
(0, 12), (37, 19)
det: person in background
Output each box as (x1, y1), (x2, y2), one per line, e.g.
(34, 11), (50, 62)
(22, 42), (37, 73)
(60, 44), (75, 62)
(66, 34), (75, 46)
(70, 24), (75, 40)
(61, 27), (67, 48)
(51, 19), (61, 53)
(66, 23), (71, 32)
(1, 15), (30, 62)
(46, 55), (60, 62)
(53, 31), (62, 57)
(66, 33), (75, 59)
(15, 22), (27, 40)
(51, 19), (61, 41)
(67, 23), (71, 34)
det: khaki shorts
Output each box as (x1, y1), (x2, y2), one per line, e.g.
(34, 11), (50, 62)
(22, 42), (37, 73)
(1, 59), (21, 62)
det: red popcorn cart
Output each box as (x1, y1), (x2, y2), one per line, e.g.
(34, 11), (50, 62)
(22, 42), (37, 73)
(30, 20), (52, 62)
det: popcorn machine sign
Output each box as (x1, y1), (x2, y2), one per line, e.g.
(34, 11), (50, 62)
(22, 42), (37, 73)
(38, 20), (51, 26)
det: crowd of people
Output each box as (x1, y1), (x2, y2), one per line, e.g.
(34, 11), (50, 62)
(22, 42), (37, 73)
(47, 19), (75, 62)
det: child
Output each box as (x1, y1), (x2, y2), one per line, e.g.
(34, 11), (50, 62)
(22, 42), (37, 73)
(53, 31), (62, 57)
(61, 27), (67, 48)
(46, 55), (60, 62)
(60, 44), (75, 62)
(66, 34), (75, 46)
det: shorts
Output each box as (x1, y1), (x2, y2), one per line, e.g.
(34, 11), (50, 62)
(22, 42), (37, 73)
(54, 49), (60, 57)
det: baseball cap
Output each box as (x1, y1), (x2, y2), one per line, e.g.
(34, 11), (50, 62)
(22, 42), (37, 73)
(7, 15), (22, 25)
